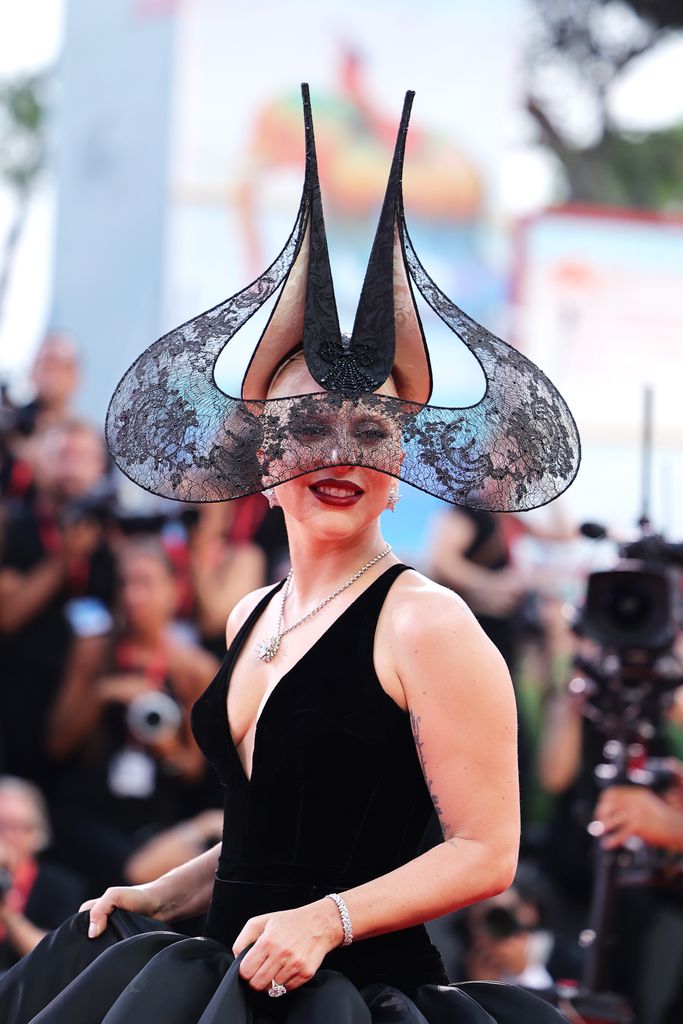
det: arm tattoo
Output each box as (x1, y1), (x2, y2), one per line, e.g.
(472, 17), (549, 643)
(409, 709), (455, 840)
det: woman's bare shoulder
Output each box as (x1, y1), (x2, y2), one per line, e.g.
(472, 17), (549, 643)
(388, 567), (476, 630)
(225, 581), (282, 647)
(384, 567), (504, 668)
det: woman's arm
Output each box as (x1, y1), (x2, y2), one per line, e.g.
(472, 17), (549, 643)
(232, 579), (521, 990)
(332, 582), (520, 937)
(141, 841), (223, 922)
(84, 840), (223, 937)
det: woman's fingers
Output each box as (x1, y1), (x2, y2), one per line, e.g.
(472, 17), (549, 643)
(84, 888), (120, 938)
(232, 914), (268, 957)
(248, 955), (291, 992)
(78, 898), (97, 912)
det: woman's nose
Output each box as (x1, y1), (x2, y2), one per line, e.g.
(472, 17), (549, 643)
(329, 453), (353, 474)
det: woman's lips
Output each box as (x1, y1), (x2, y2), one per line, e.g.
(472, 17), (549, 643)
(309, 479), (364, 507)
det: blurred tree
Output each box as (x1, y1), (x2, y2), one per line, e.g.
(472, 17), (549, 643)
(526, 0), (683, 207)
(0, 72), (51, 325)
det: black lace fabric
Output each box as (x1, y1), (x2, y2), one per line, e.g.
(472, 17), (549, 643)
(105, 86), (580, 512)
(105, 287), (580, 512)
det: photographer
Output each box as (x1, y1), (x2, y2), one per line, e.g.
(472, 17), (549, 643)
(0, 777), (85, 972)
(462, 890), (557, 999)
(46, 538), (220, 892)
(11, 333), (81, 439)
(0, 420), (116, 791)
(1, 334), (81, 502)
(595, 758), (683, 853)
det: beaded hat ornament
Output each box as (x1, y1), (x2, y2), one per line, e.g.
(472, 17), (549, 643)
(105, 84), (580, 511)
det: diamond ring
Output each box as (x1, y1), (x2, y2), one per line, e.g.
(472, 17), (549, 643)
(268, 978), (287, 997)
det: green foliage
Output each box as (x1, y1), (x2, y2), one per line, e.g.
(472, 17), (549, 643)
(595, 124), (683, 208)
(0, 72), (51, 192)
(527, 0), (683, 209)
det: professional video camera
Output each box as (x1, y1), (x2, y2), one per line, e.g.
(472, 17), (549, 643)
(562, 390), (683, 1022)
(578, 524), (683, 654)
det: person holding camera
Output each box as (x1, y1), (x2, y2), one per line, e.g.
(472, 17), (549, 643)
(0, 420), (116, 791)
(45, 538), (220, 893)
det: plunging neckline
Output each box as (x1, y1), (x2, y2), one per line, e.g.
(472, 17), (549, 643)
(222, 563), (405, 785)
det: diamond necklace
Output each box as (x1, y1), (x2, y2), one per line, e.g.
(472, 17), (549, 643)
(255, 543), (392, 663)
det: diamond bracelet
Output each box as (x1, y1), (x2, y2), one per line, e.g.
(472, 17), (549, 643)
(325, 892), (353, 946)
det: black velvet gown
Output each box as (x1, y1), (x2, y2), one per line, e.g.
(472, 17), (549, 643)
(0, 564), (566, 1022)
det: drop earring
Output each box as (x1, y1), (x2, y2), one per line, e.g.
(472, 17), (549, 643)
(264, 488), (278, 509)
(386, 486), (399, 511)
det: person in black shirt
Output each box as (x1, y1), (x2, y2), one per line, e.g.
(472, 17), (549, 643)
(0, 776), (85, 972)
(1, 334), (81, 503)
(0, 420), (116, 793)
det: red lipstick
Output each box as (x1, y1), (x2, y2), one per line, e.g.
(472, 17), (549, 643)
(308, 478), (364, 508)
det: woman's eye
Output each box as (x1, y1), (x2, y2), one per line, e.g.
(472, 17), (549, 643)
(353, 421), (390, 442)
(288, 419), (333, 441)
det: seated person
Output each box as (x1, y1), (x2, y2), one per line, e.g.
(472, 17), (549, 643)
(0, 776), (85, 972)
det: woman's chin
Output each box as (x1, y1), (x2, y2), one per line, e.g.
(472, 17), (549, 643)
(283, 500), (382, 540)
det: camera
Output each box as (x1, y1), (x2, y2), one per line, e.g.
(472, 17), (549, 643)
(580, 563), (677, 652)
(480, 906), (526, 940)
(566, 518), (683, 1018)
(577, 526), (683, 653)
(126, 691), (183, 745)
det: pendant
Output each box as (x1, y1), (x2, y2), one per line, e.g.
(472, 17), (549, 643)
(256, 635), (280, 662)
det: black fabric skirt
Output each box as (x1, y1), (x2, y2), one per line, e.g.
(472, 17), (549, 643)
(0, 878), (567, 1023)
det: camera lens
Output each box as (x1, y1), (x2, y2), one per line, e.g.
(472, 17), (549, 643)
(606, 580), (654, 631)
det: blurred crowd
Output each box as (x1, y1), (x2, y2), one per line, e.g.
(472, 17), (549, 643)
(1, 333), (683, 1021)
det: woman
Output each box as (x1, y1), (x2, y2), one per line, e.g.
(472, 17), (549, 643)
(0, 85), (579, 1021)
(45, 538), (220, 891)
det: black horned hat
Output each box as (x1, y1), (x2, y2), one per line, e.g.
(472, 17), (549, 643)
(105, 84), (580, 510)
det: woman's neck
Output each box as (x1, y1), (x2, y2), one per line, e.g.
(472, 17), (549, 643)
(283, 521), (396, 607)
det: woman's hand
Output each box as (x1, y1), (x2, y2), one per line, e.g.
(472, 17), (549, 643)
(232, 899), (343, 992)
(79, 884), (162, 938)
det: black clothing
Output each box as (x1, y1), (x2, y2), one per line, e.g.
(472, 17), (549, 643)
(50, 636), (211, 891)
(437, 508), (517, 669)
(195, 565), (439, 897)
(0, 564), (565, 1022)
(0, 498), (116, 791)
(0, 858), (86, 973)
